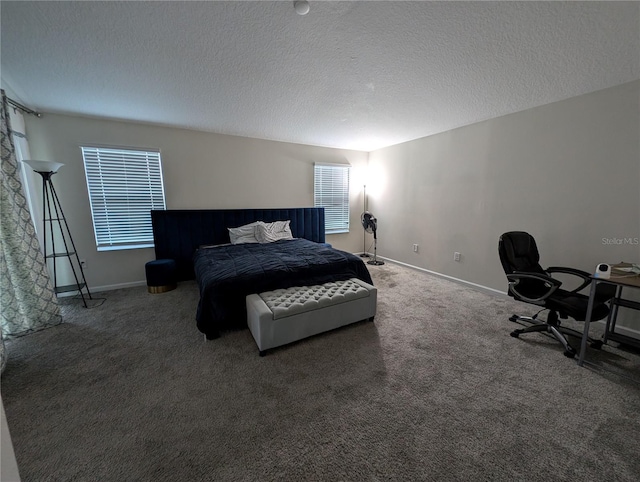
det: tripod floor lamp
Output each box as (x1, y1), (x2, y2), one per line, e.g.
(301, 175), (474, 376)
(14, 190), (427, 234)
(23, 160), (91, 307)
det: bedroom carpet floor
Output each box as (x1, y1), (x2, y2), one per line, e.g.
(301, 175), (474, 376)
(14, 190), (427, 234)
(2, 261), (640, 481)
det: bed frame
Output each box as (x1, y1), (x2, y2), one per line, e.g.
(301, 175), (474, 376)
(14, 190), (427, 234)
(151, 208), (326, 281)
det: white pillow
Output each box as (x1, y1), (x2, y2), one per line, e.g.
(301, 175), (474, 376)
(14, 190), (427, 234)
(256, 220), (294, 243)
(228, 221), (263, 245)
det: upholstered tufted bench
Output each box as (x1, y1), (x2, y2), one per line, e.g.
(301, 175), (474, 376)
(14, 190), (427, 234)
(246, 278), (377, 356)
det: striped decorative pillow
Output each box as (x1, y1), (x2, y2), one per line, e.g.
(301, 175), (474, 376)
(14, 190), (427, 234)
(256, 220), (293, 243)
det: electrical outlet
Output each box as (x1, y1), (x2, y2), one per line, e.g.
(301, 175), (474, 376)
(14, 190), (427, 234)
(454, 252), (461, 262)
(80, 259), (87, 269)
(413, 244), (419, 253)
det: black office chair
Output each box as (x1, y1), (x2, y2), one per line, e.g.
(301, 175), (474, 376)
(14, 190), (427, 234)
(498, 231), (615, 358)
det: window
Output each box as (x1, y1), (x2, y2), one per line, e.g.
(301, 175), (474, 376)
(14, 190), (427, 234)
(9, 109), (39, 227)
(81, 146), (166, 251)
(314, 163), (350, 234)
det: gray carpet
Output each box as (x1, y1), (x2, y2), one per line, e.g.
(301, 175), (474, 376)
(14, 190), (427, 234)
(2, 262), (640, 481)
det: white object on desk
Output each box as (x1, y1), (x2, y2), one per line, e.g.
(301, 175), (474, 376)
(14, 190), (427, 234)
(594, 263), (611, 279)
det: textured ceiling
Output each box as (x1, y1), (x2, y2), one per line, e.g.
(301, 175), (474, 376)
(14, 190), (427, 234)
(1, 1), (639, 151)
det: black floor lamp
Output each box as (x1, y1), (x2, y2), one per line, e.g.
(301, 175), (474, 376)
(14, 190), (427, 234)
(23, 160), (91, 307)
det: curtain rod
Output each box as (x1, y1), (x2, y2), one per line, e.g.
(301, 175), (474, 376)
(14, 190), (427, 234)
(7, 97), (42, 118)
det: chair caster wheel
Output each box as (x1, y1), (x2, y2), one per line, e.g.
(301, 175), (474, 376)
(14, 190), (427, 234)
(509, 315), (518, 322)
(510, 330), (520, 338)
(564, 349), (576, 358)
(590, 340), (603, 350)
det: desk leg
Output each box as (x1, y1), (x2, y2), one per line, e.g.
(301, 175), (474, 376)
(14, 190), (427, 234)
(603, 285), (622, 344)
(578, 280), (599, 367)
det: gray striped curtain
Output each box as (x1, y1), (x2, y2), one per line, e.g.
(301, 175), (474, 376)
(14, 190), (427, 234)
(0, 90), (61, 341)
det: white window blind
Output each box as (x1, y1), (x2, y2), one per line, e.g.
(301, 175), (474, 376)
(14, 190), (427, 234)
(81, 146), (166, 251)
(314, 163), (350, 234)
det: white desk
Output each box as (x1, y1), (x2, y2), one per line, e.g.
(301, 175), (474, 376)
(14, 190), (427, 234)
(578, 263), (640, 366)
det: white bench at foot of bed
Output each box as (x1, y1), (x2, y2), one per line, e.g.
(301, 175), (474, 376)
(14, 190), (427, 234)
(246, 278), (377, 356)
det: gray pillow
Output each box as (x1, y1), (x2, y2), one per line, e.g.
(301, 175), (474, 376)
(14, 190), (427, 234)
(228, 221), (263, 244)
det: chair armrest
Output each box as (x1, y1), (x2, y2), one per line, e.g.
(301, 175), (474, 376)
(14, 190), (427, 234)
(507, 272), (562, 303)
(546, 266), (591, 293)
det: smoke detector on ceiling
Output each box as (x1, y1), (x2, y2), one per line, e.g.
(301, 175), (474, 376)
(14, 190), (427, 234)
(294, 1), (310, 16)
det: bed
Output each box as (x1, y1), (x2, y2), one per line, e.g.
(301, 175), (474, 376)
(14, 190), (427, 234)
(151, 208), (374, 338)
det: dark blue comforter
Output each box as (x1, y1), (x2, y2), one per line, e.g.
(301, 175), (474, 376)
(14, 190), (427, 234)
(193, 238), (373, 337)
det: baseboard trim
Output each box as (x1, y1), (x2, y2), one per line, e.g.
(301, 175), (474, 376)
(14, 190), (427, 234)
(371, 255), (508, 298)
(91, 281), (147, 293)
(56, 280), (147, 297)
(595, 320), (640, 338)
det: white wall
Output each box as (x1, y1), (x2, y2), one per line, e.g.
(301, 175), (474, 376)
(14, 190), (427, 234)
(368, 80), (640, 329)
(23, 114), (368, 290)
(17, 82), (640, 330)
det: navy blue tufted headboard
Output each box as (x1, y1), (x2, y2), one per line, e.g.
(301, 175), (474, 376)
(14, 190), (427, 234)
(151, 208), (326, 281)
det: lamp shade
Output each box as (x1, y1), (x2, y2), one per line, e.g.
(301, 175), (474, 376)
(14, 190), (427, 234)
(22, 160), (65, 173)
